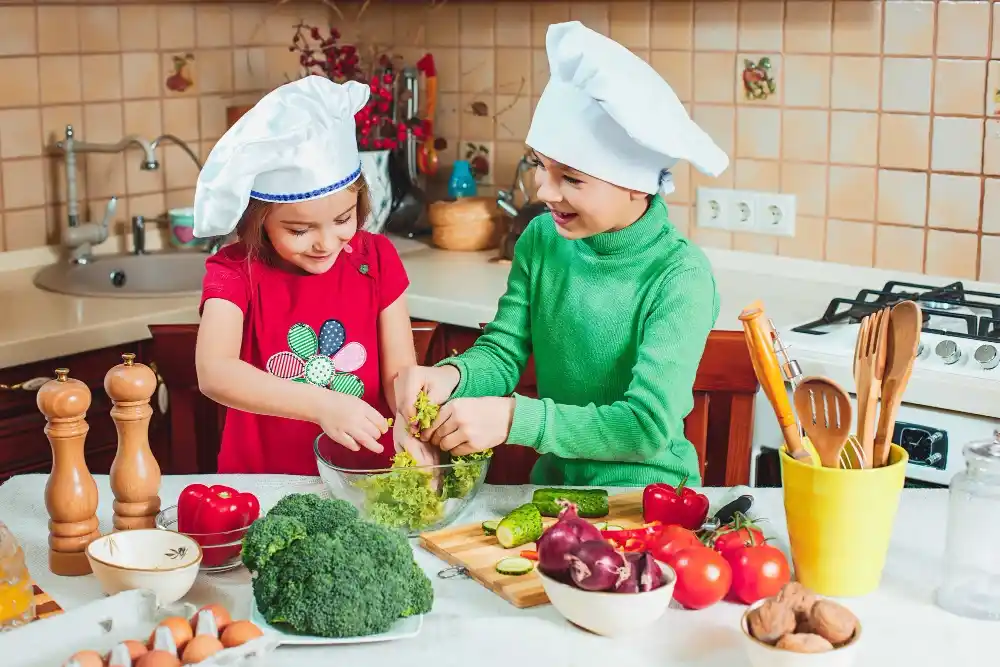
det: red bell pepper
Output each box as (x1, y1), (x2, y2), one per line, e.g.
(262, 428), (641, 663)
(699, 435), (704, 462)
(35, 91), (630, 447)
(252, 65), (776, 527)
(601, 521), (665, 553)
(177, 484), (260, 567)
(642, 477), (710, 531)
(520, 550), (538, 561)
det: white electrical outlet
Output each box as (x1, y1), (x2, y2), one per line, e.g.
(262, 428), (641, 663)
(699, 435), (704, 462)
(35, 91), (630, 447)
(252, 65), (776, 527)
(754, 193), (796, 237)
(731, 190), (757, 231)
(695, 187), (730, 230)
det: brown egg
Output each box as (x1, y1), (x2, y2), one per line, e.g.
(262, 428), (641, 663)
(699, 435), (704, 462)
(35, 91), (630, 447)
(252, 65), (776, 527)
(190, 603), (232, 633)
(220, 620), (263, 648)
(180, 635), (224, 664)
(149, 616), (193, 652)
(135, 651), (181, 667)
(122, 640), (149, 661)
(65, 650), (105, 667)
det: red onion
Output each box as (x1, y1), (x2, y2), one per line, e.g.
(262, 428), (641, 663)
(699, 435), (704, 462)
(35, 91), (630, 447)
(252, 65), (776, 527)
(567, 540), (628, 592)
(638, 552), (663, 592)
(536, 501), (603, 577)
(613, 552), (641, 593)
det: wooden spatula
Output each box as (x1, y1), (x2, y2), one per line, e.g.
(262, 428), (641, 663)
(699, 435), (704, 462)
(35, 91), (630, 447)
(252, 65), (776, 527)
(793, 376), (853, 468)
(872, 300), (922, 467)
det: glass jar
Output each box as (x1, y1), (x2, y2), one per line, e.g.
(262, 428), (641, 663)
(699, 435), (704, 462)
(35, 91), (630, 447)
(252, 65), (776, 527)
(0, 520), (34, 630)
(936, 431), (1000, 620)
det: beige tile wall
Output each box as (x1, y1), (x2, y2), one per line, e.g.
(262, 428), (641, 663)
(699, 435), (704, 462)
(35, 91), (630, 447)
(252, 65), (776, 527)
(0, 1), (328, 252)
(0, 0), (996, 282)
(377, 0), (998, 280)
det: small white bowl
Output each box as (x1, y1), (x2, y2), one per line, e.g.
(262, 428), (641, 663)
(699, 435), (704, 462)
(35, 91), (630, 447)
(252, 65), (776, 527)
(537, 560), (677, 637)
(740, 598), (863, 667)
(86, 529), (202, 605)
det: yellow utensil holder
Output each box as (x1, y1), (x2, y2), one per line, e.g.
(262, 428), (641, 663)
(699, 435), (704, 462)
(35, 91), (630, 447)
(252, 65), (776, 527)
(779, 441), (908, 597)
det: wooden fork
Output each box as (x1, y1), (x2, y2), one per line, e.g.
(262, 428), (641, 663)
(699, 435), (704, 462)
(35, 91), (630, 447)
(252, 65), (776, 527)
(853, 308), (890, 468)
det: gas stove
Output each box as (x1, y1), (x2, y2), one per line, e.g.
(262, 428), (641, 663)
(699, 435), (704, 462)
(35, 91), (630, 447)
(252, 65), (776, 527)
(752, 280), (1000, 488)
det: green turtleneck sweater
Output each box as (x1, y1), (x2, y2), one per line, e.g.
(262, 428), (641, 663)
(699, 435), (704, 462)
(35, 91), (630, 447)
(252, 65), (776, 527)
(436, 196), (720, 487)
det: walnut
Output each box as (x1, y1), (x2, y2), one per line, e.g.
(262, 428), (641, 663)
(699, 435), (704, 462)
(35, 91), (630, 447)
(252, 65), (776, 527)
(776, 633), (834, 653)
(747, 598), (796, 645)
(777, 582), (817, 618)
(808, 599), (858, 646)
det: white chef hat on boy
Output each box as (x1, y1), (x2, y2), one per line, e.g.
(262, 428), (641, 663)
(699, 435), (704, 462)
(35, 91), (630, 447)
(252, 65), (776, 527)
(526, 21), (729, 196)
(193, 75), (370, 238)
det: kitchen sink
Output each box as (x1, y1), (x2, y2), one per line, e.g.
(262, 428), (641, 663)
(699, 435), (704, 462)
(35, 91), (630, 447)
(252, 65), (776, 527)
(34, 251), (208, 298)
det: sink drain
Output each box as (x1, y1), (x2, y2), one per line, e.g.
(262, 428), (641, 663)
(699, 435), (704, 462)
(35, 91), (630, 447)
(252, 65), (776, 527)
(109, 269), (126, 288)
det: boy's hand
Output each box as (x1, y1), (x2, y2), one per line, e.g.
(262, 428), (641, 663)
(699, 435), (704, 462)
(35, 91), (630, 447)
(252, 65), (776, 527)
(316, 392), (388, 454)
(425, 397), (515, 456)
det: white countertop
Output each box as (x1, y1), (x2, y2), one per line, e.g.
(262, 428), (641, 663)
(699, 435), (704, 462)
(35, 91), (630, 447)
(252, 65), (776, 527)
(4, 233), (998, 369)
(0, 474), (991, 666)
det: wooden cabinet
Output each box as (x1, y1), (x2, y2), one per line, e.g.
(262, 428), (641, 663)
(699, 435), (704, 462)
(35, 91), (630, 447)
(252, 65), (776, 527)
(0, 343), (166, 483)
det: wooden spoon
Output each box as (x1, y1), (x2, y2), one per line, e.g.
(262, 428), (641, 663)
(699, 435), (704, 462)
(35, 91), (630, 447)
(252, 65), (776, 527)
(793, 376), (853, 468)
(872, 300), (922, 467)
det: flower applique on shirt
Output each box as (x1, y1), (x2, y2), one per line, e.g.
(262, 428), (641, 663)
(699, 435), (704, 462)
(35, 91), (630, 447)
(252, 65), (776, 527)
(266, 319), (367, 397)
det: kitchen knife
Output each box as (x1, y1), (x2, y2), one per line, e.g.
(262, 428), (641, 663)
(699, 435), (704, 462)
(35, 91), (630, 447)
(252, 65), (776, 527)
(701, 487), (755, 532)
(740, 304), (812, 464)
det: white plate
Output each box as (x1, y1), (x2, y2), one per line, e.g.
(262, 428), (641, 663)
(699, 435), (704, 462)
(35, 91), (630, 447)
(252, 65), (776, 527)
(250, 599), (423, 645)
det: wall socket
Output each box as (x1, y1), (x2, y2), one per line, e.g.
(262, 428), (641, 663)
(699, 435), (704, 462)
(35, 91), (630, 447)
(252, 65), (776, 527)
(695, 187), (796, 237)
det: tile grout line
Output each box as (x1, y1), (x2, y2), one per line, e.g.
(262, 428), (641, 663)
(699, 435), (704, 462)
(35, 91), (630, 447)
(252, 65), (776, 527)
(870, 0), (885, 270)
(921, 0), (939, 275)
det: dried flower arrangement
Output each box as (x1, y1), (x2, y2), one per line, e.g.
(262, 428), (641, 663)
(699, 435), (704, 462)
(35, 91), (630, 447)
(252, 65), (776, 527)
(289, 22), (430, 151)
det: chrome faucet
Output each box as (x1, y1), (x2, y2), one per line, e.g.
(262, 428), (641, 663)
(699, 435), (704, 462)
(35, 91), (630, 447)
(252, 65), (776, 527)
(53, 124), (158, 263)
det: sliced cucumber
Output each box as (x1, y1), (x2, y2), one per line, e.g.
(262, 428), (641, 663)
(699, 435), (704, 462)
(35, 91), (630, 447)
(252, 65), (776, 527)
(496, 503), (543, 549)
(495, 556), (534, 576)
(482, 519), (500, 535)
(594, 522), (624, 532)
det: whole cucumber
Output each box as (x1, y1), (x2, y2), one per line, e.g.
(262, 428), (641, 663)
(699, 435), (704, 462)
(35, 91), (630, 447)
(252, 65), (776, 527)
(531, 488), (610, 518)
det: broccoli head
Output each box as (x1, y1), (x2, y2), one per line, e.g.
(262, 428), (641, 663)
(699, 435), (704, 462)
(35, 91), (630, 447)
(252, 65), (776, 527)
(247, 492), (435, 638)
(241, 513), (307, 572)
(266, 492), (359, 536)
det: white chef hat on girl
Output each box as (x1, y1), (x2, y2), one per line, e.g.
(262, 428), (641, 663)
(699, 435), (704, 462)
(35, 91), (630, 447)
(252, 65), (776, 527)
(525, 21), (729, 196)
(193, 74), (370, 238)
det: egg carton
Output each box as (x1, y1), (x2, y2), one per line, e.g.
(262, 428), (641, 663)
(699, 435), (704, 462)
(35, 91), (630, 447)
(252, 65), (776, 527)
(0, 589), (279, 667)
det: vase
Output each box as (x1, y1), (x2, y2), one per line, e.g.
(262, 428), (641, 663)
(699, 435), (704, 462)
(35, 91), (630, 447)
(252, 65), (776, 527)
(448, 160), (478, 199)
(359, 149), (392, 233)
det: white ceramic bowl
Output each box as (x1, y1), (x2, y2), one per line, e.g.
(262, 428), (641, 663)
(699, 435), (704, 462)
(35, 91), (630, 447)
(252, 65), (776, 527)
(739, 598), (863, 667)
(537, 560), (677, 637)
(86, 529), (202, 605)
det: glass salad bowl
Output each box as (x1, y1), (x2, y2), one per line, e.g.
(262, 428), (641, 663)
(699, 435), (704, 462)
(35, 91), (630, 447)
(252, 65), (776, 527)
(155, 505), (249, 573)
(313, 433), (491, 537)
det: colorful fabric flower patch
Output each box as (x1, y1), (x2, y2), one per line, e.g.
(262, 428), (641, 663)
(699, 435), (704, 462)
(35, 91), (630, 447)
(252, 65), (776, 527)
(265, 319), (367, 397)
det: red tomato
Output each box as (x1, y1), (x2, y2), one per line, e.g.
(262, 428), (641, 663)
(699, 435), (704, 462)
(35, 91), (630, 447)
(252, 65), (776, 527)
(713, 524), (766, 555)
(665, 546), (732, 610)
(648, 525), (702, 562)
(723, 543), (791, 605)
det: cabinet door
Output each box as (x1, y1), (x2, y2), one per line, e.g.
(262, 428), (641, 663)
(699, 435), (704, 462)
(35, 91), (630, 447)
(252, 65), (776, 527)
(0, 343), (163, 483)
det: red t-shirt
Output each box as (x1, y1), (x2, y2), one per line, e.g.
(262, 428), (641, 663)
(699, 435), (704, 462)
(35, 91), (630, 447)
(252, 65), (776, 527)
(199, 231), (409, 475)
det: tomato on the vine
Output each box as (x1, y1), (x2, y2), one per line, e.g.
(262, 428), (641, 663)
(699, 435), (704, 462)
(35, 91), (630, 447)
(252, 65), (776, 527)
(712, 513), (766, 555)
(664, 546), (732, 610)
(648, 525), (702, 562)
(723, 541), (791, 605)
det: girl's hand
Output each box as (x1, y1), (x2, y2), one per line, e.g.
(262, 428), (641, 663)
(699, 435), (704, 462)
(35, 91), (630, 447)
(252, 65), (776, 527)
(316, 391), (389, 454)
(425, 397), (515, 456)
(393, 364), (461, 423)
(393, 413), (440, 466)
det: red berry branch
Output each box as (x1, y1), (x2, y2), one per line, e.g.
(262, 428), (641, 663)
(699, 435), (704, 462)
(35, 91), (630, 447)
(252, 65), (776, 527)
(289, 22), (430, 151)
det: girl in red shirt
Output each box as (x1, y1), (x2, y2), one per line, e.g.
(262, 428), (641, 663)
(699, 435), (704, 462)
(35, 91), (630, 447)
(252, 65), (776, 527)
(192, 76), (414, 475)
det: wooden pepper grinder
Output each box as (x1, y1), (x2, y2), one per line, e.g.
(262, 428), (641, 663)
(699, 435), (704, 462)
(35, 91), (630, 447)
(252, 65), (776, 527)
(106, 353), (161, 531)
(37, 368), (101, 576)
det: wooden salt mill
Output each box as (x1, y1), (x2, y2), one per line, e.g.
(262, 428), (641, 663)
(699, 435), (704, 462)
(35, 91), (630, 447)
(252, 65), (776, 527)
(106, 353), (162, 531)
(38, 368), (101, 576)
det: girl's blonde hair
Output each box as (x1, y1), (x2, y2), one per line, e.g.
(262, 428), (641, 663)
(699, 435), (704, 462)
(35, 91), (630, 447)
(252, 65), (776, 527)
(234, 174), (372, 263)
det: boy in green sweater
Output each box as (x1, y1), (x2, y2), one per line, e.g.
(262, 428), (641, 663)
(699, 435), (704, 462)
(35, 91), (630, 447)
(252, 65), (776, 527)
(393, 21), (729, 487)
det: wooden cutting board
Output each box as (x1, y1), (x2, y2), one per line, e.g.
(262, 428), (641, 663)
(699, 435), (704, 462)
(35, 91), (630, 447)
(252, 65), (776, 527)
(418, 491), (646, 608)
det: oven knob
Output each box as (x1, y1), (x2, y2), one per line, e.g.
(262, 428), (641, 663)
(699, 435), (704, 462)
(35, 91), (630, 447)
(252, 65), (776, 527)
(974, 344), (1000, 370)
(935, 339), (962, 365)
